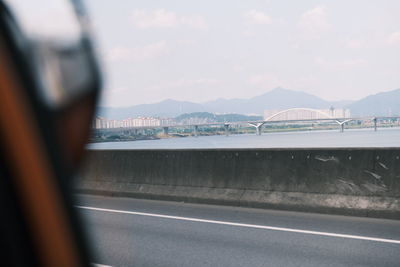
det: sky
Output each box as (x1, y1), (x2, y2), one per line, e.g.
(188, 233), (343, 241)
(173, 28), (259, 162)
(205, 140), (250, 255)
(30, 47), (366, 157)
(85, 0), (400, 107)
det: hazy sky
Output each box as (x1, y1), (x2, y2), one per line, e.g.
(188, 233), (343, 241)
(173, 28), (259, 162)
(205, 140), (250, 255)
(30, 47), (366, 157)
(85, 0), (400, 107)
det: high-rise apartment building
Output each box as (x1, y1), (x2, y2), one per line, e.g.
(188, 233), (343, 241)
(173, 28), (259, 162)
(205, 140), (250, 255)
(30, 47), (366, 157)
(92, 116), (176, 129)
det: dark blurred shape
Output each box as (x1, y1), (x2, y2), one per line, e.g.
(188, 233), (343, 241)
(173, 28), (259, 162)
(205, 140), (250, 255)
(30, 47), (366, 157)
(0, 0), (101, 266)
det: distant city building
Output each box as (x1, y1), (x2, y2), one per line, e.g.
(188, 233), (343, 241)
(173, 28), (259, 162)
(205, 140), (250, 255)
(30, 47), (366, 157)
(92, 116), (176, 129)
(263, 108), (351, 121)
(92, 117), (109, 129)
(160, 118), (176, 126)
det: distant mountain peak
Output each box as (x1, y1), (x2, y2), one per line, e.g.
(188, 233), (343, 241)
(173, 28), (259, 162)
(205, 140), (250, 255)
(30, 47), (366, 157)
(270, 86), (288, 91)
(97, 88), (400, 119)
(347, 88), (400, 116)
(160, 98), (179, 104)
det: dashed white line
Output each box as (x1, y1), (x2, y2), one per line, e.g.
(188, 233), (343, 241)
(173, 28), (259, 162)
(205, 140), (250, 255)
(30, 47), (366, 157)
(78, 205), (400, 245)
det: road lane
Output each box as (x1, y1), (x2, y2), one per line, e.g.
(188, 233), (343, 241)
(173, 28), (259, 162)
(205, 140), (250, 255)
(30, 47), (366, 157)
(77, 195), (400, 267)
(78, 205), (400, 244)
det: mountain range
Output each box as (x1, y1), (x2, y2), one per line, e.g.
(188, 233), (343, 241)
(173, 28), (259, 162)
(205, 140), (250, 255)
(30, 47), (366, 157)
(97, 87), (400, 120)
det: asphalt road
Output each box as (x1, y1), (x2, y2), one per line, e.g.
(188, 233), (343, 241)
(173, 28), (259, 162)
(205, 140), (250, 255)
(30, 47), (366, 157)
(76, 195), (400, 267)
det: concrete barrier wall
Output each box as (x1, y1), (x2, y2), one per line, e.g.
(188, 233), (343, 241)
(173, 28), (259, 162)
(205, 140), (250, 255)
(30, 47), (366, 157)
(77, 148), (400, 218)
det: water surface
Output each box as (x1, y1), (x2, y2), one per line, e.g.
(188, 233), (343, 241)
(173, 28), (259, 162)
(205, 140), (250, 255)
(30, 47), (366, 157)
(88, 127), (400, 150)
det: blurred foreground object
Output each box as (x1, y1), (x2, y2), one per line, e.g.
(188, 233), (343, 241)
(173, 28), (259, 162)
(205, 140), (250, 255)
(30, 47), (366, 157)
(0, 0), (101, 266)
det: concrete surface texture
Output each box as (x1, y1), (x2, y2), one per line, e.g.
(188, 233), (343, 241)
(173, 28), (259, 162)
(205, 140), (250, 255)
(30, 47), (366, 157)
(77, 148), (400, 218)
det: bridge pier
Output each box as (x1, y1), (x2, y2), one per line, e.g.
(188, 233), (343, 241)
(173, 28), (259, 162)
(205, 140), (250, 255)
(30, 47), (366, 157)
(249, 122), (265, 135)
(256, 125), (262, 135)
(373, 118), (377, 131)
(162, 126), (169, 135)
(193, 125), (199, 137)
(335, 120), (351, 133)
(224, 123), (230, 136)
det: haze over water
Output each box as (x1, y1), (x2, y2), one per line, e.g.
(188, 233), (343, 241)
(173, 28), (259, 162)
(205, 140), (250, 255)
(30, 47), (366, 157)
(88, 127), (400, 150)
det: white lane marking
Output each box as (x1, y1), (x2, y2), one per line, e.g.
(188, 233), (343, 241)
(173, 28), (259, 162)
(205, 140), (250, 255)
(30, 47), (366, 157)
(77, 206), (400, 245)
(92, 264), (112, 267)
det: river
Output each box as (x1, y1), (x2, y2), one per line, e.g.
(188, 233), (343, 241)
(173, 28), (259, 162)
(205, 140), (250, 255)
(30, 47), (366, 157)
(87, 127), (400, 149)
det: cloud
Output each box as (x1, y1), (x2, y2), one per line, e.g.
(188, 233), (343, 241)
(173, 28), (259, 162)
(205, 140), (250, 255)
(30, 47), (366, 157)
(248, 73), (281, 87)
(176, 39), (195, 46)
(100, 86), (131, 107)
(248, 72), (321, 92)
(131, 9), (178, 28)
(298, 6), (329, 38)
(107, 86), (129, 94)
(315, 57), (367, 68)
(105, 41), (168, 62)
(143, 78), (220, 94)
(131, 9), (207, 30)
(387, 32), (400, 45)
(232, 64), (245, 72)
(167, 78), (219, 88)
(180, 15), (208, 30)
(341, 59), (368, 67)
(345, 39), (366, 49)
(137, 78), (220, 103)
(242, 30), (257, 37)
(243, 10), (272, 25)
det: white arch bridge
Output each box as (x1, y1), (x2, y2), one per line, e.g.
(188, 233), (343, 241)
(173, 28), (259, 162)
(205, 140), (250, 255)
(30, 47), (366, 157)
(95, 108), (398, 137)
(248, 108), (353, 135)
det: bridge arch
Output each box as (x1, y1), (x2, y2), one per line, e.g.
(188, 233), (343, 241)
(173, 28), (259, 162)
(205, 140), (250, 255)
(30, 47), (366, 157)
(264, 108), (334, 121)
